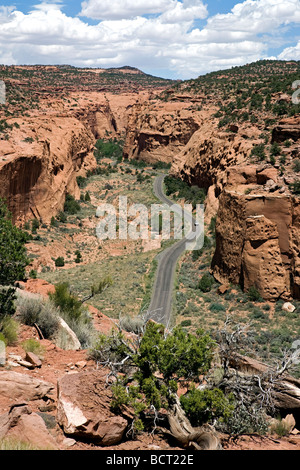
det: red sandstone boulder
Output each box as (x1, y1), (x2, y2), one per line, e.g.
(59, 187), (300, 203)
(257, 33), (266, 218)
(0, 404), (58, 449)
(57, 369), (128, 446)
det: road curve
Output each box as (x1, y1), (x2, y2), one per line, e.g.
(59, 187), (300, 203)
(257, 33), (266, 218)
(147, 174), (201, 326)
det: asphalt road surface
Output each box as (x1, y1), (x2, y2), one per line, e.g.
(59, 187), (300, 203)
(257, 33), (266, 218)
(147, 174), (203, 326)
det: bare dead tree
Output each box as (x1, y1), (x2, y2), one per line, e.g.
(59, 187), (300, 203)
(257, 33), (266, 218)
(213, 316), (300, 434)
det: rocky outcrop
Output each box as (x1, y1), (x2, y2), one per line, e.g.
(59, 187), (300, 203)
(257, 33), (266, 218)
(171, 124), (253, 191)
(0, 370), (54, 401)
(211, 166), (300, 300)
(272, 116), (300, 143)
(57, 370), (128, 445)
(123, 100), (201, 164)
(73, 92), (144, 140)
(0, 404), (58, 449)
(0, 116), (96, 224)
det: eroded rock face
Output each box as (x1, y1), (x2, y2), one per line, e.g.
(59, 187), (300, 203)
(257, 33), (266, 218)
(272, 116), (300, 144)
(123, 101), (201, 164)
(242, 215), (289, 299)
(0, 116), (96, 224)
(171, 124), (252, 192)
(211, 173), (299, 300)
(57, 369), (128, 446)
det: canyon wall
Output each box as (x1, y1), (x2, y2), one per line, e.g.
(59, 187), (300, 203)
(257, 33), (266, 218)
(122, 97), (300, 300)
(123, 100), (201, 164)
(0, 116), (96, 224)
(211, 172), (300, 300)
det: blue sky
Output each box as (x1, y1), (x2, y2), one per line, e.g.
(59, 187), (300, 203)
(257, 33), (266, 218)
(0, 0), (299, 79)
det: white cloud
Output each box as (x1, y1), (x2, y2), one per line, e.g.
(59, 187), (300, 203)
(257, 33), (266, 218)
(278, 40), (300, 60)
(0, 0), (299, 78)
(79, 0), (175, 20)
(206, 0), (300, 36)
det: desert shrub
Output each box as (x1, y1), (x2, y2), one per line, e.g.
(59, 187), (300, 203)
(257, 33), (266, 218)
(289, 181), (300, 195)
(61, 312), (95, 349)
(55, 257), (65, 267)
(180, 386), (234, 427)
(225, 403), (268, 436)
(63, 194), (80, 214)
(49, 283), (82, 321)
(16, 295), (43, 326)
(0, 316), (18, 345)
(209, 302), (226, 313)
(0, 437), (48, 451)
(0, 200), (29, 285)
(247, 286), (262, 302)
(119, 314), (145, 335)
(198, 273), (215, 293)
(22, 338), (46, 359)
(270, 142), (281, 156)
(250, 143), (266, 160)
(180, 319), (192, 327)
(0, 287), (16, 319)
(293, 159), (300, 173)
(29, 269), (37, 279)
(31, 218), (39, 233)
(76, 175), (87, 188)
(269, 417), (290, 437)
(249, 307), (268, 321)
(56, 211), (67, 223)
(38, 302), (60, 339)
(209, 216), (217, 234)
(74, 250), (82, 264)
(16, 295), (59, 340)
(49, 283), (94, 347)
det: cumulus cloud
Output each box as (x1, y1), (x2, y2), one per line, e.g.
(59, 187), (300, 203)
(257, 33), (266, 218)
(278, 40), (300, 60)
(79, 0), (175, 20)
(0, 0), (299, 78)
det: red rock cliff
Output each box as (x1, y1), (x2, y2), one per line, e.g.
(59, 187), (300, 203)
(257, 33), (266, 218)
(0, 116), (96, 224)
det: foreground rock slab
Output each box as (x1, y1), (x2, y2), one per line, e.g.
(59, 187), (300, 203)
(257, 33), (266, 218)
(0, 371), (54, 401)
(0, 404), (58, 449)
(57, 369), (128, 446)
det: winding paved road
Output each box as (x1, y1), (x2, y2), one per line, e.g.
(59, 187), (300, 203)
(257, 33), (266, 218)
(147, 174), (203, 326)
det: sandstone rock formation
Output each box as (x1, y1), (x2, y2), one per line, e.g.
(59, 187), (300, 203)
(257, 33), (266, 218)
(272, 116), (300, 144)
(57, 369), (128, 445)
(0, 116), (96, 225)
(72, 91), (148, 140)
(123, 100), (201, 164)
(0, 403), (58, 450)
(211, 165), (300, 300)
(0, 370), (54, 401)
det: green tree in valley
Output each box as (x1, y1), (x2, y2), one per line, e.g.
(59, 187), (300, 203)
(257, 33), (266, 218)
(0, 199), (29, 286)
(0, 199), (29, 343)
